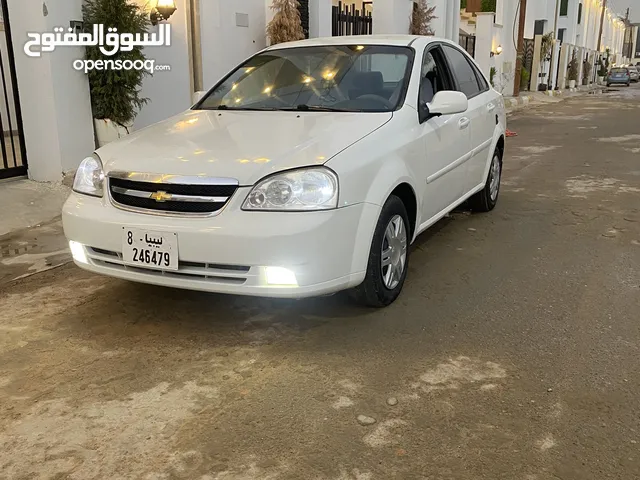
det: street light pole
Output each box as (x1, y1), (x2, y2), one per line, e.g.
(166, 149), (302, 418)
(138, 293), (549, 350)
(597, 0), (608, 53)
(513, 0), (528, 97)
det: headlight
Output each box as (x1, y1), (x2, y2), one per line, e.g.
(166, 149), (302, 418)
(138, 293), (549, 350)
(73, 155), (104, 197)
(242, 167), (338, 211)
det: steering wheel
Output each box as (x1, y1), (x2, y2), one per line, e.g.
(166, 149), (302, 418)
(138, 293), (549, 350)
(355, 94), (394, 110)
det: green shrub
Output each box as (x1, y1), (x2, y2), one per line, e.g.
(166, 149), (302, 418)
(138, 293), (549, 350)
(489, 67), (497, 87)
(83, 0), (150, 126)
(481, 0), (497, 12)
(520, 67), (530, 89)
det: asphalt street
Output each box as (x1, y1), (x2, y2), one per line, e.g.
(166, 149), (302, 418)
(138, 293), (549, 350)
(1, 85), (639, 480)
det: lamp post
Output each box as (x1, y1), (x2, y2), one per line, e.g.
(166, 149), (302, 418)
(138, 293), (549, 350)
(151, 0), (178, 26)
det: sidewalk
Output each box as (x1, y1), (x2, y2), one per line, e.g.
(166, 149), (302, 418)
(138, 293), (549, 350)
(0, 179), (71, 285)
(504, 84), (604, 113)
(0, 178), (70, 236)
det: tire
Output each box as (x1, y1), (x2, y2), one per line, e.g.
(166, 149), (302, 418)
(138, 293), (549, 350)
(350, 195), (410, 308)
(469, 148), (503, 213)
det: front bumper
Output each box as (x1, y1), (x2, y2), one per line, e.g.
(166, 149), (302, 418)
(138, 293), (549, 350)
(62, 189), (380, 298)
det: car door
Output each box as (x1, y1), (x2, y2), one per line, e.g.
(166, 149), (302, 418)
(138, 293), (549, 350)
(415, 45), (470, 226)
(441, 44), (494, 194)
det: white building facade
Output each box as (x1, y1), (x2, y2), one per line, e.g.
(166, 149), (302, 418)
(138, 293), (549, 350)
(463, 0), (627, 96)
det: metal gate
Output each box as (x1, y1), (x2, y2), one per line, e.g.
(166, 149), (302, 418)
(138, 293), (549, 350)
(522, 38), (535, 91)
(459, 33), (476, 57)
(298, 0), (310, 39)
(332, 1), (373, 37)
(0, 0), (27, 179)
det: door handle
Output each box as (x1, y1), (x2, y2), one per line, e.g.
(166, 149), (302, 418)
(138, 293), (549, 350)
(458, 117), (470, 130)
(487, 103), (496, 112)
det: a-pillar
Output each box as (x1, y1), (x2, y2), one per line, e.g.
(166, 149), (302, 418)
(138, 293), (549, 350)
(6, 0), (94, 182)
(309, 0), (332, 38)
(372, 0), (413, 35)
(474, 13), (494, 79)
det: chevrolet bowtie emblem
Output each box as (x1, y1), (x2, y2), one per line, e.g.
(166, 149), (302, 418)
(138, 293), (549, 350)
(150, 191), (172, 202)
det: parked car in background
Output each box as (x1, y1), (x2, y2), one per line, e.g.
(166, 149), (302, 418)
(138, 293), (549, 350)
(607, 67), (631, 87)
(63, 35), (506, 308)
(626, 66), (639, 82)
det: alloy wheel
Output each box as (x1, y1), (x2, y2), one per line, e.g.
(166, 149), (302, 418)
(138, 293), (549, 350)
(381, 215), (408, 290)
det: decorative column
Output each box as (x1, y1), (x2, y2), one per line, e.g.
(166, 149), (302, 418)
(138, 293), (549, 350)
(530, 34), (543, 91)
(474, 12), (494, 79)
(309, 0), (332, 38)
(372, 0), (413, 35)
(557, 43), (570, 90)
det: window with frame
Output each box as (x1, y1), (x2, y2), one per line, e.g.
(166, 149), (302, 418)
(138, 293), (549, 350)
(560, 0), (569, 16)
(578, 3), (582, 24)
(419, 47), (452, 104)
(441, 45), (482, 98)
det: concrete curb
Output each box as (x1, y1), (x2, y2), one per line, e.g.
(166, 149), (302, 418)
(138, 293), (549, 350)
(504, 84), (604, 113)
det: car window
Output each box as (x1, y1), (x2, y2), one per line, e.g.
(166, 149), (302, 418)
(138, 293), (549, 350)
(419, 47), (453, 104)
(365, 53), (410, 83)
(441, 45), (482, 98)
(196, 45), (415, 113)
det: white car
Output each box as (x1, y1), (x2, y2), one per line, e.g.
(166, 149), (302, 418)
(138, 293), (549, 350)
(63, 35), (506, 307)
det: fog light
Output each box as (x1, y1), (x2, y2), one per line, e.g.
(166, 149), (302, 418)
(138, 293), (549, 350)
(69, 241), (88, 264)
(265, 266), (297, 286)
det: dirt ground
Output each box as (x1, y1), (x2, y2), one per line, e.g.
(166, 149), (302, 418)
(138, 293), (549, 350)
(1, 86), (639, 480)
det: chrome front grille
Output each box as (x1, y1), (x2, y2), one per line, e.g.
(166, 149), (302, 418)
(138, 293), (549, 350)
(107, 172), (239, 216)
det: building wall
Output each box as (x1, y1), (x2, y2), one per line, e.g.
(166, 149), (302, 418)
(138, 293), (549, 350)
(201, 0), (266, 89)
(133, 0), (192, 131)
(7, 0), (94, 181)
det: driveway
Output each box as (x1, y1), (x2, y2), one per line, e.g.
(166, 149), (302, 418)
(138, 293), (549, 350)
(1, 86), (639, 479)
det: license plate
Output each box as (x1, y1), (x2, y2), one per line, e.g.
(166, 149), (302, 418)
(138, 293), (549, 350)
(122, 228), (178, 271)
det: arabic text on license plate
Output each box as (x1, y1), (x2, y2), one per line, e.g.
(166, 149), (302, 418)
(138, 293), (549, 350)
(122, 228), (179, 271)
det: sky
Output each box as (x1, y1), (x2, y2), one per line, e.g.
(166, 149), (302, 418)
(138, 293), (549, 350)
(607, 0), (640, 22)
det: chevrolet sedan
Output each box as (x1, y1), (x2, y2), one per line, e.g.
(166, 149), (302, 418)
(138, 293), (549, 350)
(63, 35), (506, 307)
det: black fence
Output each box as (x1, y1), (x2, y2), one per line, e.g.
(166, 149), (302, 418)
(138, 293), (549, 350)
(459, 33), (476, 57)
(332, 1), (373, 37)
(522, 38), (535, 91)
(0, 0), (27, 179)
(298, 0), (310, 39)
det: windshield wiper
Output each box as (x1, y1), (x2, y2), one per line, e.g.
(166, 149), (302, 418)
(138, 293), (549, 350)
(290, 105), (359, 112)
(206, 105), (279, 111)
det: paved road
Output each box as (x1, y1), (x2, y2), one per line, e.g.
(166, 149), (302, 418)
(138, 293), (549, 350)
(1, 86), (639, 480)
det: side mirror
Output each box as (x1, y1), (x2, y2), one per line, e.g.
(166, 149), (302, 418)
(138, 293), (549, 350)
(419, 91), (469, 123)
(192, 91), (207, 104)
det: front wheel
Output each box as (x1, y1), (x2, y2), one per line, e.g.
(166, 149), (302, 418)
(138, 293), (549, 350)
(469, 149), (503, 212)
(350, 195), (410, 308)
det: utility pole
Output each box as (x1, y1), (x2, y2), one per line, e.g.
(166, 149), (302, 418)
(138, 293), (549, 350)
(624, 8), (632, 59)
(597, 0), (608, 53)
(513, 0), (528, 97)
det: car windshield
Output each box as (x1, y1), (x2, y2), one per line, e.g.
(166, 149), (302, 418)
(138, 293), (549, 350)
(611, 68), (628, 74)
(196, 45), (414, 113)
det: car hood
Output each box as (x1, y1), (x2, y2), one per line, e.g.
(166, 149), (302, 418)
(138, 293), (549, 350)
(97, 109), (392, 185)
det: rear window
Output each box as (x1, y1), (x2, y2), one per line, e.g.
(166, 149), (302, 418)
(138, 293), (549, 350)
(611, 68), (628, 73)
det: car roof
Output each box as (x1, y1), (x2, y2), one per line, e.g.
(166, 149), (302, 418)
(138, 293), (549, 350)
(264, 34), (438, 50)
